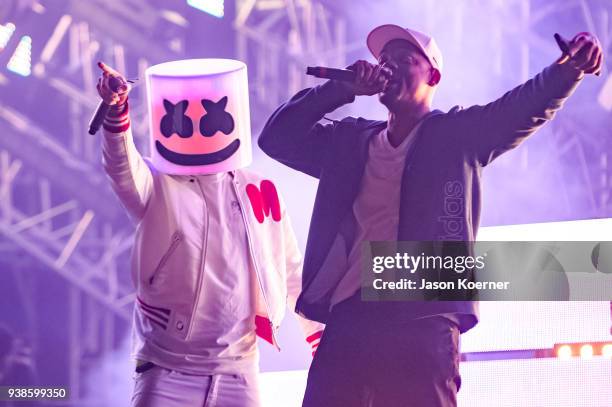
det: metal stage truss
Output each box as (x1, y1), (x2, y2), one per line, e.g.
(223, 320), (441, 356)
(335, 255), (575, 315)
(0, 0), (187, 400)
(234, 0), (349, 115)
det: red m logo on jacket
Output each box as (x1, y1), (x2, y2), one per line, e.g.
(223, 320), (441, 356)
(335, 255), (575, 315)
(246, 180), (282, 223)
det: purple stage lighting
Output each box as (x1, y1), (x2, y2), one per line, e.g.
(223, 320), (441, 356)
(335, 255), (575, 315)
(187, 0), (224, 18)
(6, 35), (31, 76)
(0, 22), (15, 50)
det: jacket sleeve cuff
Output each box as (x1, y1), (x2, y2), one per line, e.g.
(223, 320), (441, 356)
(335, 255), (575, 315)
(554, 59), (585, 82)
(546, 62), (584, 97)
(313, 80), (356, 113)
(306, 330), (323, 356)
(103, 101), (130, 133)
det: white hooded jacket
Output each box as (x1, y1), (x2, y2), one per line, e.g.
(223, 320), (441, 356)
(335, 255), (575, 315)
(101, 105), (323, 368)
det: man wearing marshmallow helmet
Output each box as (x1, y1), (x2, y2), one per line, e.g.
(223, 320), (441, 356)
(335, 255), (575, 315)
(96, 58), (323, 406)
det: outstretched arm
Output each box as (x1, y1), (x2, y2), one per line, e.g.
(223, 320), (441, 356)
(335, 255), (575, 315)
(453, 32), (603, 166)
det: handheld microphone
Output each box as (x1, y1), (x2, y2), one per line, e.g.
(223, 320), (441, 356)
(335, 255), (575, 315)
(554, 32), (601, 76)
(88, 76), (130, 135)
(306, 66), (356, 82)
(306, 65), (393, 84)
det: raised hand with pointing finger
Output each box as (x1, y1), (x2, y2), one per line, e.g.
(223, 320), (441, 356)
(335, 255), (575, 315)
(96, 61), (131, 106)
(91, 61), (132, 134)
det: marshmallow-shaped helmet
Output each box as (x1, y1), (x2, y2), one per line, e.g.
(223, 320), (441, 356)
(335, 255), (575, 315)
(145, 58), (252, 174)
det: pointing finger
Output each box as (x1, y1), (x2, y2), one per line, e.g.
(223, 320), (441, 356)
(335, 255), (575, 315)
(98, 61), (123, 78)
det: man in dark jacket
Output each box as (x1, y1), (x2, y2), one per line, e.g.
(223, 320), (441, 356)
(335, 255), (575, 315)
(259, 24), (602, 407)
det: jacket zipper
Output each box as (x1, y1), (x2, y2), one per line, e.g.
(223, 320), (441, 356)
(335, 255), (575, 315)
(231, 177), (281, 351)
(186, 178), (210, 339)
(149, 231), (182, 285)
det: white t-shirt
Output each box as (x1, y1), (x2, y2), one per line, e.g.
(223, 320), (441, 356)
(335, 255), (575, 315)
(331, 125), (421, 306)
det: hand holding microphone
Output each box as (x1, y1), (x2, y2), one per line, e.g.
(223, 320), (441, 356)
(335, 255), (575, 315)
(96, 62), (130, 104)
(89, 62), (132, 135)
(554, 32), (603, 76)
(307, 60), (392, 96)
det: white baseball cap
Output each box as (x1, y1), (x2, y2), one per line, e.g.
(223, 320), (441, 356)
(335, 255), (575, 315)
(367, 24), (443, 73)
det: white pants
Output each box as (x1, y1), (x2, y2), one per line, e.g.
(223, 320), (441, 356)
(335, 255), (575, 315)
(131, 365), (261, 407)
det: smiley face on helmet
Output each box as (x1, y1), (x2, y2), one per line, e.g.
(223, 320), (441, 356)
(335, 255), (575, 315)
(146, 59), (252, 175)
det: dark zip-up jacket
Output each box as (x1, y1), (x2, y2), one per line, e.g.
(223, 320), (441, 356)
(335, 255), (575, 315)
(258, 62), (583, 332)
